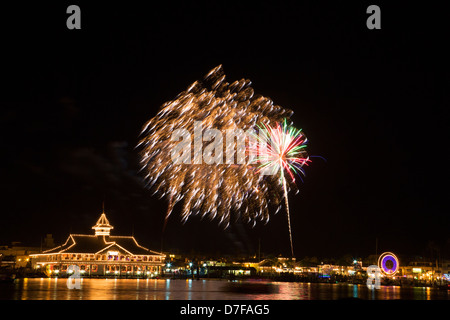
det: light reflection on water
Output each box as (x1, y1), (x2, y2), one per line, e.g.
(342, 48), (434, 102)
(1, 278), (448, 300)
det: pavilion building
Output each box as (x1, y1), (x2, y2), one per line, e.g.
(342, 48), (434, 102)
(30, 211), (166, 278)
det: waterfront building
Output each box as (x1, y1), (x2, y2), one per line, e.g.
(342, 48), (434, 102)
(30, 211), (166, 277)
(0, 242), (41, 268)
(400, 259), (450, 281)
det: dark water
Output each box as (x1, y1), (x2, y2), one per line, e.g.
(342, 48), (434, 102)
(0, 278), (449, 300)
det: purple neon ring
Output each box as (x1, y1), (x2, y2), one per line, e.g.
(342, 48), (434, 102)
(381, 255), (398, 274)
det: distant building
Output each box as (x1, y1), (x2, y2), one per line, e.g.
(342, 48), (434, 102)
(43, 234), (55, 249)
(30, 211), (166, 277)
(400, 259), (450, 281)
(0, 243), (40, 268)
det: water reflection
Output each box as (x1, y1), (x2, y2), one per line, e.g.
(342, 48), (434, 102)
(0, 278), (448, 300)
(353, 284), (358, 298)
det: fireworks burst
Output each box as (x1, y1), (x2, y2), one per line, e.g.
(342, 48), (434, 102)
(138, 65), (311, 256)
(249, 120), (310, 256)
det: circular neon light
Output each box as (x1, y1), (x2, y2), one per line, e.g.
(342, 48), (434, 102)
(378, 252), (399, 275)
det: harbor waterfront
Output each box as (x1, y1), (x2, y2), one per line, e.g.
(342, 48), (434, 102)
(2, 211), (449, 287)
(2, 210), (449, 300)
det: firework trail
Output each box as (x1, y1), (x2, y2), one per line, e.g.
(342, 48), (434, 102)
(249, 120), (310, 257)
(138, 65), (309, 256)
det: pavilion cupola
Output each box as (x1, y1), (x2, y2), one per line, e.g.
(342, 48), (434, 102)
(92, 212), (114, 236)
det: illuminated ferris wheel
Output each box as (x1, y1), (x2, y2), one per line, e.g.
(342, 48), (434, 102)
(378, 252), (399, 276)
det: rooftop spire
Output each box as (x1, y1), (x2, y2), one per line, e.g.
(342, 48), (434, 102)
(92, 206), (113, 236)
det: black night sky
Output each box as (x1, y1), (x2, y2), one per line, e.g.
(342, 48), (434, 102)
(1, 2), (448, 260)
